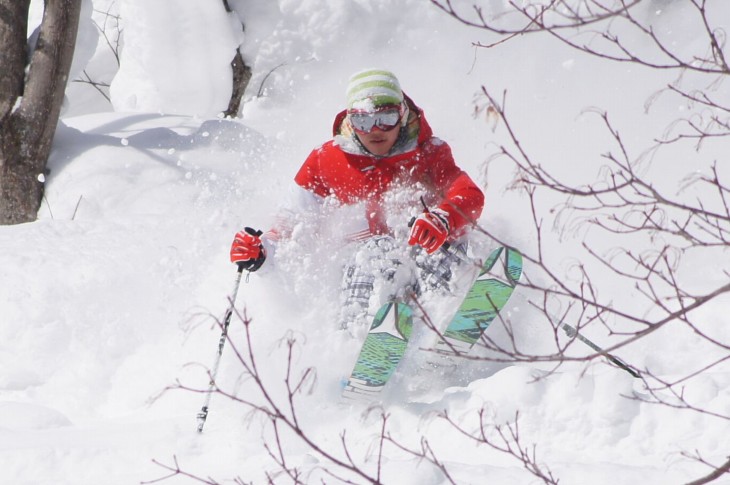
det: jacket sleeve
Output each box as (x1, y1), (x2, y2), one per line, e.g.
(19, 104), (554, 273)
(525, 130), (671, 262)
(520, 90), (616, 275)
(425, 139), (485, 233)
(257, 186), (324, 275)
(294, 147), (331, 198)
(265, 148), (329, 244)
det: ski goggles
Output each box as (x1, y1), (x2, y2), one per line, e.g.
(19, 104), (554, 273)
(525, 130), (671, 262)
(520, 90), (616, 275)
(347, 107), (402, 134)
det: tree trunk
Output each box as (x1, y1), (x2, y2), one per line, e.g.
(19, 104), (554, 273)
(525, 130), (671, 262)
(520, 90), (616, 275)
(221, 0), (251, 118)
(224, 48), (252, 118)
(0, 0), (82, 225)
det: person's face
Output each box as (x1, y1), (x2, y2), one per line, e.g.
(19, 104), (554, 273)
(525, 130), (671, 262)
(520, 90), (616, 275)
(357, 124), (400, 156)
(348, 106), (403, 156)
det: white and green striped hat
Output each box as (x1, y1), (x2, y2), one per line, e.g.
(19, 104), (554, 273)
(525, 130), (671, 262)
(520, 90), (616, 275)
(346, 69), (404, 112)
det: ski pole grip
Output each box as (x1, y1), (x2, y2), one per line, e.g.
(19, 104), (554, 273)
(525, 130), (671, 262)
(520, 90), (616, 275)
(244, 227), (263, 237)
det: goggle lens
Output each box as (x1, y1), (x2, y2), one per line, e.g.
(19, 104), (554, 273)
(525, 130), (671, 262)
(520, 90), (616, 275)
(349, 109), (402, 134)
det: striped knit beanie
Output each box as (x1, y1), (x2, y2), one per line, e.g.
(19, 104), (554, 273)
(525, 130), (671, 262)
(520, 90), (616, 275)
(346, 69), (404, 112)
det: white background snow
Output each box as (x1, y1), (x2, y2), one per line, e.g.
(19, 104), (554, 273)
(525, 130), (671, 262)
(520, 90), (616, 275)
(1, 0), (729, 484)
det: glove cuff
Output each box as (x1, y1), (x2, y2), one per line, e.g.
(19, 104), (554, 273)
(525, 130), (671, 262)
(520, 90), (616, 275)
(431, 208), (451, 233)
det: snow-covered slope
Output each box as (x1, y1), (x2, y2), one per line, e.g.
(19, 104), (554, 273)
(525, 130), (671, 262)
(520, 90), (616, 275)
(1, 1), (728, 484)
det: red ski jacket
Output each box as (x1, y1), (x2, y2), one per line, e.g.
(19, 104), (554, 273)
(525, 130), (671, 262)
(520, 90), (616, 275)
(294, 97), (484, 240)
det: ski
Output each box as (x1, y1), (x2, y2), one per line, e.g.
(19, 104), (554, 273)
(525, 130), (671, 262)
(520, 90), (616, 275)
(433, 246), (523, 356)
(342, 246), (523, 401)
(342, 301), (413, 401)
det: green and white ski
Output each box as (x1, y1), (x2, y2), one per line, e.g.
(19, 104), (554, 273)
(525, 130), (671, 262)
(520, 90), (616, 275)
(342, 301), (413, 401)
(341, 246), (523, 401)
(434, 246), (522, 356)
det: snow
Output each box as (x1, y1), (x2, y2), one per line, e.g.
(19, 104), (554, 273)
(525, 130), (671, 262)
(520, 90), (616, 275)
(3, 1), (729, 484)
(110, 0), (240, 115)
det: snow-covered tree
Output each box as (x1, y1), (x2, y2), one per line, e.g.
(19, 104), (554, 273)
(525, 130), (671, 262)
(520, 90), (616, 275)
(0, 0), (81, 224)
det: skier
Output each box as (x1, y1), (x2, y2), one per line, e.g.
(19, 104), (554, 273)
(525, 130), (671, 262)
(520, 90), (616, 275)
(230, 69), (485, 331)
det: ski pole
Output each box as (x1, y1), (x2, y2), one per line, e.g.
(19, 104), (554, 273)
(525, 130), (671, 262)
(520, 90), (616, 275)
(560, 322), (640, 378)
(196, 264), (246, 433)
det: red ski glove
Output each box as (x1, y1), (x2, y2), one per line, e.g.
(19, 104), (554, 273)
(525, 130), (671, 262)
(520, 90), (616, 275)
(408, 209), (450, 254)
(230, 227), (267, 271)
